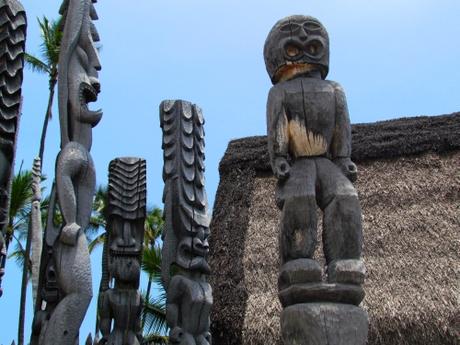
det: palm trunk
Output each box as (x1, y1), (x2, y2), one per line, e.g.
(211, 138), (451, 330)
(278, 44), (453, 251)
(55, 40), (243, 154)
(38, 77), (57, 166)
(17, 221), (31, 345)
(18, 75), (56, 343)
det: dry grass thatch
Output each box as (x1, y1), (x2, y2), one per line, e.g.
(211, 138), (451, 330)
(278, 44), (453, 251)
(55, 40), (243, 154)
(209, 112), (460, 345)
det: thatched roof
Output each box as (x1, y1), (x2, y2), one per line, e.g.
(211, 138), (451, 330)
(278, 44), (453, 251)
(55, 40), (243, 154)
(209, 112), (460, 345)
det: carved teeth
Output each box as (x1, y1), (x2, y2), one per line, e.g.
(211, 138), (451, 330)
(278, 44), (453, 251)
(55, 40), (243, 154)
(79, 83), (102, 119)
(110, 249), (141, 257)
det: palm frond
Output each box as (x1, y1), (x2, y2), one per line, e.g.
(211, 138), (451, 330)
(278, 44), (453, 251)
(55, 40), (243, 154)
(24, 53), (50, 74)
(144, 207), (164, 244)
(141, 334), (168, 345)
(9, 240), (31, 276)
(9, 170), (33, 222)
(142, 245), (162, 279)
(8, 248), (25, 267)
(88, 232), (106, 254)
(37, 16), (63, 68)
(141, 291), (168, 337)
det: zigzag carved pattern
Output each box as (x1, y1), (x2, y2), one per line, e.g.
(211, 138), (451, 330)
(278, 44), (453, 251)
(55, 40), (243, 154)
(0, 0), (25, 152)
(160, 99), (210, 236)
(108, 157), (147, 220)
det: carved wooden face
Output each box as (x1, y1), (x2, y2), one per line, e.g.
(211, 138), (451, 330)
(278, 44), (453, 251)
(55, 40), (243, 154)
(264, 15), (329, 83)
(59, 0), (102, 145)
(176, 227), (210, 274)
(67, 14), (102, 127)
(108, 216), (144, 285)
(109, 216), (144, 256)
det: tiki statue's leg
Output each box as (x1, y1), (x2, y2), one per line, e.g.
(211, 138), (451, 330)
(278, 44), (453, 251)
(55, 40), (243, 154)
(317, 158), (363, 265)
(40, 233), (92, 345)
(42, 141), (94, 345)
(56, 142), (96, 246)
(278, 160), (318, 264)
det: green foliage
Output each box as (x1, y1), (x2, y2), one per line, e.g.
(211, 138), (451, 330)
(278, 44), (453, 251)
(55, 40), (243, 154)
(142, 290), (167, 339)
(141, 208), (168, 340)
(25, 16), (63, 81)
(6, 169), (34, 275)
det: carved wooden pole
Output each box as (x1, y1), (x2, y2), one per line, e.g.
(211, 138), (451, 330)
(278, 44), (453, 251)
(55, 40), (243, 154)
(96, 157), (147, 345)
(160, 100), (213, 345)
(29, 158), (42, 304)
(0, 0), (26, 297)
(31, 0), (102, 344)
(264, 15), (368, 345)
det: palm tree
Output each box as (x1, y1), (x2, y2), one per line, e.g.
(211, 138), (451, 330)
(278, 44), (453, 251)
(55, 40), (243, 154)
(141, 208), (167, 343)
(86, 185), (108, 251)
(143, 208), (164, 306)
(4, 168), (33, 262)
(24, 16), (63, 165)
(3, 168), (34, 345)
(141, 243), (168, 345)
(23, 18), (63, 333)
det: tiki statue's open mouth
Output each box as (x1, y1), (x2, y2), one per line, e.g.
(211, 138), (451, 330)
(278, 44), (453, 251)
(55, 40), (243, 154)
(80, 81), (102, 119)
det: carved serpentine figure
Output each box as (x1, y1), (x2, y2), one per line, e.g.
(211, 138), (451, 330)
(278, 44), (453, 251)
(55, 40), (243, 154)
(96, 157), (147, 345)
(31, 0), (102, 344)
(160, 100), (212, 345)
(264, 15), (368, 345)
(0, 0), (26, 297)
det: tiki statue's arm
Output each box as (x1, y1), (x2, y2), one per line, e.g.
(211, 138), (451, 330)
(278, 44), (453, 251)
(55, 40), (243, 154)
(267, 86), (290, 179)
(330, 82), (357, 182)
(98, 292), (111, 344)
(166, 277), (181, 329)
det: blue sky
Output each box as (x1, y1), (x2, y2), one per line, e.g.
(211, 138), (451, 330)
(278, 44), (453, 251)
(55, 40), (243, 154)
(1, 0), (460, 344)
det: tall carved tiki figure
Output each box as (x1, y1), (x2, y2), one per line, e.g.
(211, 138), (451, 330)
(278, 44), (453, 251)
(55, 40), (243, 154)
(31, 0), (102, 344)
(97, 157), (147, 345)
(264, 16), (368, 344)
(160, 100), (213, 345)
(0, 0), (26, 297)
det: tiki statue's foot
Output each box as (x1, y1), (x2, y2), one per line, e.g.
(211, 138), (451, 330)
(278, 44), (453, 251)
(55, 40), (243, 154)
(170, 327), (195, 345)
(60, 223), (81, 246)
(327, 259), (366, 285)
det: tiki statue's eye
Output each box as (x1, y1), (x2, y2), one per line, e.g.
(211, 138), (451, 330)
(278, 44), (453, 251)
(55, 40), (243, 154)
(306, 41), (322, 56)
(285, 44), (301, 57)
(77, 46), (89, 69)
(280, 23), (301, 33)
(304, 21), (322, 31)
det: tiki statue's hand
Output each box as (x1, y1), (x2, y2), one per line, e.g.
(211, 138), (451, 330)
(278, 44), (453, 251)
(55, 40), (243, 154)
(60, 222), (81, 246)
(273, 157), (291, 180)
(334, 157), (357, 182)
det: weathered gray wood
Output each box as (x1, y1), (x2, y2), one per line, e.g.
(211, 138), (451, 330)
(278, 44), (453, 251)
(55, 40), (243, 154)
(31, 1), (102, 344)
(281, 303), (368, 345)
(30, 158), (42, 304)
(264, 15), (368, 345)
(160, 100), (212, 345)
(97, 157), (146, 345)
(0, 0), (26, 297)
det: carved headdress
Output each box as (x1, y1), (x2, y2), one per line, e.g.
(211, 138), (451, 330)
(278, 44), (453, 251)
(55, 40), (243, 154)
(160, 100), (211, 287)
(0, 0), (26, 232)
(0, 0), (26, 296)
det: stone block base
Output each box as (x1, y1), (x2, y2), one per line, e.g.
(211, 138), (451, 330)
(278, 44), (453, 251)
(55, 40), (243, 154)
(281, 303), (368, 345)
